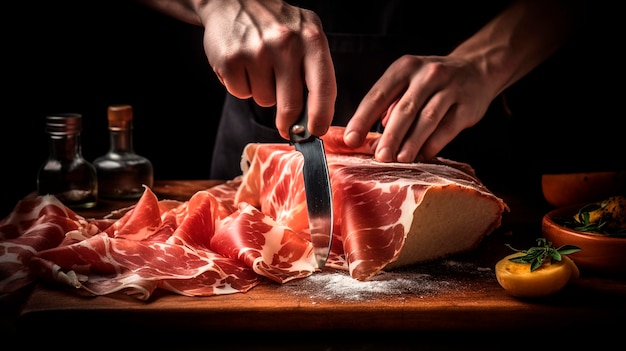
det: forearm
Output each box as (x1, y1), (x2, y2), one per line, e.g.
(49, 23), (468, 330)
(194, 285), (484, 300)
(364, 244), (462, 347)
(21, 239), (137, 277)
(450, 0), (586, 97)
(134, 0), (208, 26)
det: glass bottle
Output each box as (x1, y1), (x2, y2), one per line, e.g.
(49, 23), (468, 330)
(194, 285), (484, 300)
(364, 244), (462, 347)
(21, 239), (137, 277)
(93, 104), (154, 200)
(37, 113), (98, 209)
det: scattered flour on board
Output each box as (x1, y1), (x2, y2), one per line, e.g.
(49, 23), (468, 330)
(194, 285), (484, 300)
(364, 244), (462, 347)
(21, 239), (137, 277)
(281, 260), (494, 302)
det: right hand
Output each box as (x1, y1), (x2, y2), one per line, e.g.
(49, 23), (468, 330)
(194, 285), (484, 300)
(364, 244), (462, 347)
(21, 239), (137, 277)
(198, 0), (337, 140)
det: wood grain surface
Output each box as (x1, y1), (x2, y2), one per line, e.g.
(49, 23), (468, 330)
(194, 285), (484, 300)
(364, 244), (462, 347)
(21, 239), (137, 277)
(5, 180), (626, 348)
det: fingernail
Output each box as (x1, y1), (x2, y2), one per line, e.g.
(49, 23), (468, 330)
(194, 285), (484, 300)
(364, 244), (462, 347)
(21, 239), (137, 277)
(376, 147), (393, 162)
(344, 131), (359, 146)
(397, 150), (413, 163)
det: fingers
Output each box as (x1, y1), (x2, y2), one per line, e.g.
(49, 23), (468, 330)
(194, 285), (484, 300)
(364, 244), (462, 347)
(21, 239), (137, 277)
(415, 104), (461, 161)
(380, 99), (399, 127)
(208, 5), (335, 141)
(382, 88), (454, 163)
(300, 21), (336, 138)
(273, 10), (335, 139)
(247, 59), (277, 107)
(211, 58), (253, 100)
(345, 55), (487, 164)
(344, 55), (428, 159)
(376, 89), (483, 163)
(344, 67), (407, 149)
(273, 63), (305, 140)
(210, 36), (279, 107)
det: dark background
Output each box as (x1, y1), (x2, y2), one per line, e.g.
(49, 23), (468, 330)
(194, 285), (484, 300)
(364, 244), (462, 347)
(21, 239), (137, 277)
(3, 1), (223, 218)
(2, 1), (624, 218)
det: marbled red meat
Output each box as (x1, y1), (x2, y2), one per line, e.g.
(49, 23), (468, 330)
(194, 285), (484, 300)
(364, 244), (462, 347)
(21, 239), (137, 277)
(0, 126), (506, 299)
(28, 184), (280, 300)
(212, 202), (316, 283)
(238, 126), (508, 280)
(0, 195), (111, 293)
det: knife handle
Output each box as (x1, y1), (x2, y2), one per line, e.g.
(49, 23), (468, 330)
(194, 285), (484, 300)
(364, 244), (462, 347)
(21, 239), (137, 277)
(289, 98), (313, 143)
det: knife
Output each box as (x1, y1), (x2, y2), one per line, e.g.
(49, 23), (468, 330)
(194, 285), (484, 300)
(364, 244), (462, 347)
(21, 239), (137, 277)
(289, 99), (334, 269)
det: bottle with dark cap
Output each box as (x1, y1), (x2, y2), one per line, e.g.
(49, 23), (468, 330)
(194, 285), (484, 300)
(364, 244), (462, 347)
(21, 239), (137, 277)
(37, 113), (98, 209)
(93, 104), (153, 200)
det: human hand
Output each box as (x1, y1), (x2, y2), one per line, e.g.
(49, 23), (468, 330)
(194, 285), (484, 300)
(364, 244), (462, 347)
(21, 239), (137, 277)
(343, 54), (497, 163)
(198, 0), (336, 140)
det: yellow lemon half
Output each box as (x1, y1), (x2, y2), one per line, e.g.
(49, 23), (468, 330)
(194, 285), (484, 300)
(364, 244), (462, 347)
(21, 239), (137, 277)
(495, 252), (580, 298)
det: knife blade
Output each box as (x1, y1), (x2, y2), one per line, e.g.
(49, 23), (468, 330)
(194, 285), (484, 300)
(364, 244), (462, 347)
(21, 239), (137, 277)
(289, 100), (333, 269)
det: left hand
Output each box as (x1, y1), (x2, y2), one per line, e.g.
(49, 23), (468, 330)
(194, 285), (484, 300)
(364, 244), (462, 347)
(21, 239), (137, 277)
(343, 54), (497, 163)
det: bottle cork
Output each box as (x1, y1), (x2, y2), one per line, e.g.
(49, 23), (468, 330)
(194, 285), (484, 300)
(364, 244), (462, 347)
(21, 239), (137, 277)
(107, 104), (133, 130)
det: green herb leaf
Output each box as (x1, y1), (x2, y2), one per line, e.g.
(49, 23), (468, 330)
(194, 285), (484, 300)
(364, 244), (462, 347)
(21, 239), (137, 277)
(555, 200), (626, 237)
(505, 238), (581, 272)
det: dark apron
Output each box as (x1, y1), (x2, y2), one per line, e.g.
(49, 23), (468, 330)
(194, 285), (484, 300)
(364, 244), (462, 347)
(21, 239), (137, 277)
(210, 1), (511, 179)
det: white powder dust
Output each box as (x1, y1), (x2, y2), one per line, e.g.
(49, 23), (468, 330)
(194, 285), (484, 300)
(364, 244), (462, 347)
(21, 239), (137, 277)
(281, 260), (494, 302)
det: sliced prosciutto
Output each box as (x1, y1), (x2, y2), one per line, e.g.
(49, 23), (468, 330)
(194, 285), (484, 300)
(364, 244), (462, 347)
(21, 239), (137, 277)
(212, 202), (317, 283)
(28, 179), (317, 300)
(0, 195), (111, 293)
(0, 126), (507, 299)
(237, 126), (508, 281)
(3, 177), (316, 300)
(29, 186), (263, 300)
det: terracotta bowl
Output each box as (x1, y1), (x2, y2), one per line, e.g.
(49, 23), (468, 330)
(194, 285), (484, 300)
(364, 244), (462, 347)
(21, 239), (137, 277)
(541, 171), (626, 208)
(542, 205), (626, 277)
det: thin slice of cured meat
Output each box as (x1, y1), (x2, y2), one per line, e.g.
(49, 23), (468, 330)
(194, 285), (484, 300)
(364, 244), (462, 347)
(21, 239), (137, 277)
(0, 195), (112, 293)
(0, 126), (507, 299)
(237, 126), (508, 281)
(0, 179), (308, 300)
(211, 202), (316, 283)
(29, 185), (263, 300)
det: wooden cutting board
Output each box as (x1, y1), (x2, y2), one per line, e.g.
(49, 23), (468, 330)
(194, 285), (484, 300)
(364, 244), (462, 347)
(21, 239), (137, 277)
(15, 180), (626, 340)
(19, 252), (626, 332)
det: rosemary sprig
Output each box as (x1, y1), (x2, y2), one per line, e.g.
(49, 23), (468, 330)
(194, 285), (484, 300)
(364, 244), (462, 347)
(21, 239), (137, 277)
(558, 203), (607, 233)
(556, 201), (626, 237)
(505, 238), (581, 272)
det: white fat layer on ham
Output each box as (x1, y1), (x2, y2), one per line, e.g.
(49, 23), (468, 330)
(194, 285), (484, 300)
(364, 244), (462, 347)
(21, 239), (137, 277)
(237, 127), (507, 281)
(48, 263), (83, 288)
(64, 222), (105, 242)
(0, 195), (69, 240)
(339, 175), (420, 275)
(0, 126), (506, 299)
(238, 204), (316, 274)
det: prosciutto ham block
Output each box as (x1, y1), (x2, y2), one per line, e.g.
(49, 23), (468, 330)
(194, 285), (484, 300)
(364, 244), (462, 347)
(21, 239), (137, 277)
(0, 126), (507, 299)
(237, 126), (508, 281)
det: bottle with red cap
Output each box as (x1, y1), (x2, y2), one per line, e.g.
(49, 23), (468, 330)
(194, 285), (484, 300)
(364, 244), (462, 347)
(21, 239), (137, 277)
(93, 104), (153, 200)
